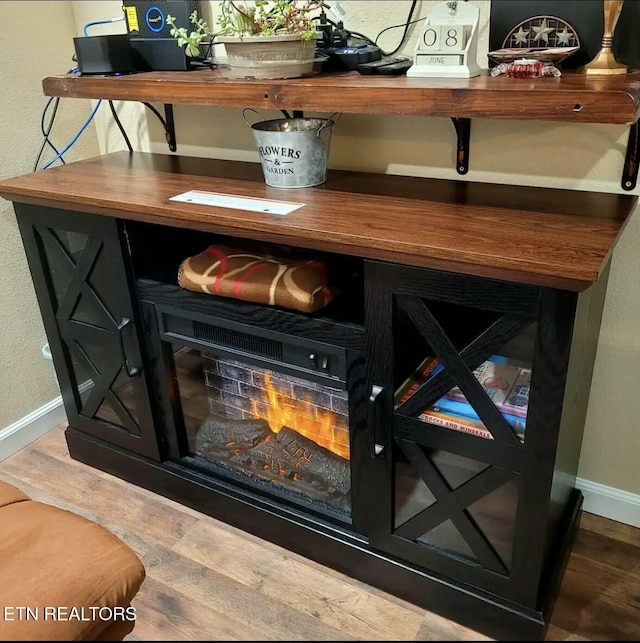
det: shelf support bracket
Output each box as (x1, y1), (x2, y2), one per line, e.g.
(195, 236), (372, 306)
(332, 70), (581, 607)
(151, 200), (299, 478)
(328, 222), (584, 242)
(622, 121), (640, 191)
(451, 117), (471, 175)
(164, 104), (177, 152)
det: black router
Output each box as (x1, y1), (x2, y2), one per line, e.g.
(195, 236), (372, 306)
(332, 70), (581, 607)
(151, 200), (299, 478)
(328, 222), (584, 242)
(123, 0), (205, 71)
(73, 34), (135, 76)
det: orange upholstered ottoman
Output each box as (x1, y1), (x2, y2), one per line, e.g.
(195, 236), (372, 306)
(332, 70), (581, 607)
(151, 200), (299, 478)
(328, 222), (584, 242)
(0, 481), (145, 641)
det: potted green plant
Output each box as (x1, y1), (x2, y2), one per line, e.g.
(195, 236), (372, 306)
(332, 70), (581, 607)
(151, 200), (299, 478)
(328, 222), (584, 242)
(167, 1), (320, 79)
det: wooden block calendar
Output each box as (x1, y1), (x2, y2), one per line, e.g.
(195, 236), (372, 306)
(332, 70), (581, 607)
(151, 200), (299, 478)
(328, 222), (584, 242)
(407, 1), (481, 78)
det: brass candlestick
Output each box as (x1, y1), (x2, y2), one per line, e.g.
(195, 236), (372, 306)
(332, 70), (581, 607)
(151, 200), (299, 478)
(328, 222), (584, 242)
(583, 0), (628, 74)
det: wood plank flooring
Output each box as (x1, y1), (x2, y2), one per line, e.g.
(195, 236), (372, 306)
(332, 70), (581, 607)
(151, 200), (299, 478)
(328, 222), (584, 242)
(1, 425), (638, 641)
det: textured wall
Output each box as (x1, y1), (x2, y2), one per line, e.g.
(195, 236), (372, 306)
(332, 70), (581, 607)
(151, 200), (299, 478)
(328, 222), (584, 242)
(69, 1), (639, 495)
(0, 2), (100, 428)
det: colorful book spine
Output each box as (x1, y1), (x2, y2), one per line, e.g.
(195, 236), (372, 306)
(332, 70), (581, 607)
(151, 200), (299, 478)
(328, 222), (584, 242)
(500, 368), (531, 418)
(395, 357), (443, 406)
(419, 409), (493, 440)
(420, 408), (525, 442)
(433, 396), (526, 434)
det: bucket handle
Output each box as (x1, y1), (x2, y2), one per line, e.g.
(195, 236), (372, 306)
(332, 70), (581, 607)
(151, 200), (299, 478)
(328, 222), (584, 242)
(244, 107), (341, 134)
(242, 108), (268, 127)
(317, 112), (342, 137)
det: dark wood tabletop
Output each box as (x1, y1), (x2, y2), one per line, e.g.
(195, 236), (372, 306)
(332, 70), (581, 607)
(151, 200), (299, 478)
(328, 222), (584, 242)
(1, 152), (635, 291)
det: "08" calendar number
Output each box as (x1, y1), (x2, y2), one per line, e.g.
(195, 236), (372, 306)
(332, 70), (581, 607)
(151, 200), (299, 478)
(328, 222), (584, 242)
(420, 24), (467, 52)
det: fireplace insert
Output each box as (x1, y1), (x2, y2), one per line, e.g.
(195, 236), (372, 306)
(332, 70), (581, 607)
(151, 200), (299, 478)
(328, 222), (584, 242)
(138, 278), (366, 525)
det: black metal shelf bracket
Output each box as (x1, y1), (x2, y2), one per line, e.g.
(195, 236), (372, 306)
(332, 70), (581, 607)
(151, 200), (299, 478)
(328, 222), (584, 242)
(622, 121), (640, 191)
(164, 104), (176, 152)
(141, 102), (176, 152)
(451, 117), (471, 175)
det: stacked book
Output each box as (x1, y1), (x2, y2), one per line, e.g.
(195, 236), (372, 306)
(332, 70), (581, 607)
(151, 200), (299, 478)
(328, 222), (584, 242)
(395, 355), (530, 441)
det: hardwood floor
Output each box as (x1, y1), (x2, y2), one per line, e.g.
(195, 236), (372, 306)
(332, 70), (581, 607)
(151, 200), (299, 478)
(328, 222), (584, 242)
(1, 425), (638, 641)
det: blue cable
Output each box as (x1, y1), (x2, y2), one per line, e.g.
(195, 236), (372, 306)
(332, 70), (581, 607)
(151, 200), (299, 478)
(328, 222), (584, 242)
(83, 19), (118, 37)
(42, 22), (116, 169)
(41, 100), (102, 170)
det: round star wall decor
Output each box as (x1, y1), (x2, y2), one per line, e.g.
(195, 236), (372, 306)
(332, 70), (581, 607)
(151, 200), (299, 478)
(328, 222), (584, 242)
(488, 15), (580, 66)
(503, 16), (580, 49)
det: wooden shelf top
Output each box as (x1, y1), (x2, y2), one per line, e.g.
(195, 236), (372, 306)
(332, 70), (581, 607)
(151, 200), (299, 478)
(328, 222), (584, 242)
(0, 152), (635, 291)
(43, 68), (640, 124)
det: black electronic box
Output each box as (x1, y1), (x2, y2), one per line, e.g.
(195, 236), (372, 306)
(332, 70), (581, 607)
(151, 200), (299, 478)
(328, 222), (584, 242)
(73, 34), (135, 76)
(123, 0), (204, 71)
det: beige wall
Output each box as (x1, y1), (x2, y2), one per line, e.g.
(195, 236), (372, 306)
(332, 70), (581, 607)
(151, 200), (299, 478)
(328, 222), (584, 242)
(27, 1), (640, 497)
(0, 2), (100, 427)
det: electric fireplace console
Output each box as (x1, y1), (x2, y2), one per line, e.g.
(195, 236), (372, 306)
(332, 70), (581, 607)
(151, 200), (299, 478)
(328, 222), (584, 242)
(0, 152), (636, 641)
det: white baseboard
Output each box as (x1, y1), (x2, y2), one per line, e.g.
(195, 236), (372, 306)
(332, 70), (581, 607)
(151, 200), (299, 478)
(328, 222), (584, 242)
(0, 394), (68, 462)
(0, 381), (93, 462)
(576, 477), (640, 528)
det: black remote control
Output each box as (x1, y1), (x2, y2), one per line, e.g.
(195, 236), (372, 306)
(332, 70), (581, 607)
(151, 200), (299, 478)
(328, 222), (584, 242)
(377, 58), (413, 76)
(357, 57), (411, 75)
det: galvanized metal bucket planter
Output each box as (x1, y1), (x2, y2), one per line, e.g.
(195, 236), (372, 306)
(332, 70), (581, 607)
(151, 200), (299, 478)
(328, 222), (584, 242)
(244, 109), (340, 188)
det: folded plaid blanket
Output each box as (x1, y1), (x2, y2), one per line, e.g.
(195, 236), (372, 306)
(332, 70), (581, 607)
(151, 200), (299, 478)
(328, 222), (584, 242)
(177, 244), (336, 313)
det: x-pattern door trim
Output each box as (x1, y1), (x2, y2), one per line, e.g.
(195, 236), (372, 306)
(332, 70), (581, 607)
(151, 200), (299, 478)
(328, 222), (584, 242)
(39, 226), (139, 435)
(395, 439), (513, 575)
(41, 228), (117, 329)
(397, 295), (522, 446)
(70, 339), (140, 435)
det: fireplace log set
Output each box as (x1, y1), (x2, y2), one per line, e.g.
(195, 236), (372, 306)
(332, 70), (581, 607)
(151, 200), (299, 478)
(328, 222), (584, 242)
(195, 416), (350, 501)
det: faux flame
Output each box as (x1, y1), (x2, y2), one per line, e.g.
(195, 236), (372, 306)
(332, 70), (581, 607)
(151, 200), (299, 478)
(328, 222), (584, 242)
(251, 373), (350, 460)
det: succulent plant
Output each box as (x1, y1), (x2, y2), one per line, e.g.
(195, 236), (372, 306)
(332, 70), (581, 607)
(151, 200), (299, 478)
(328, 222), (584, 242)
(167, 1), (320, 57)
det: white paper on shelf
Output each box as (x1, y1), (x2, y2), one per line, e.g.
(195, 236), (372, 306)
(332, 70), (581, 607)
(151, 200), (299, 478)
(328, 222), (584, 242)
(169, 190), (305, 216)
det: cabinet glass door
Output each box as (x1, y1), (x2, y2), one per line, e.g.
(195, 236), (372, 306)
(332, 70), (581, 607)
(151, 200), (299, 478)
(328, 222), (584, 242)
(16, 206), (159, 459)
(364, 260), (541, 598)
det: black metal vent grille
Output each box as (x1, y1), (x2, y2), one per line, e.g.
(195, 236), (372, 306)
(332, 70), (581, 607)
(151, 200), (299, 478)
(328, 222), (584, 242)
(192, 321), (283, 361)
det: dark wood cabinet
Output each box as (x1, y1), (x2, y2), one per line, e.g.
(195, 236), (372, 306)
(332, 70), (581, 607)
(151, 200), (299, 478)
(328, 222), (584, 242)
(15, 204), (160, 460)
(0, 152), (633, 640)
(362, 260), (606, 612)
(2, 63), (639, 639)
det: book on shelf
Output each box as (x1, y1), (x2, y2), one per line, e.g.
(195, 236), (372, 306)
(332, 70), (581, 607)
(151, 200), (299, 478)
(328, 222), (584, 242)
(500, 367), (531, 418)
(419, 407), (525, 441)
(394, 356), (443, 406)
(419, 408), (494, 440)
(444, 354), (530, 419)
(433, 395), (526, 435)
(395, 353), (529, 439)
